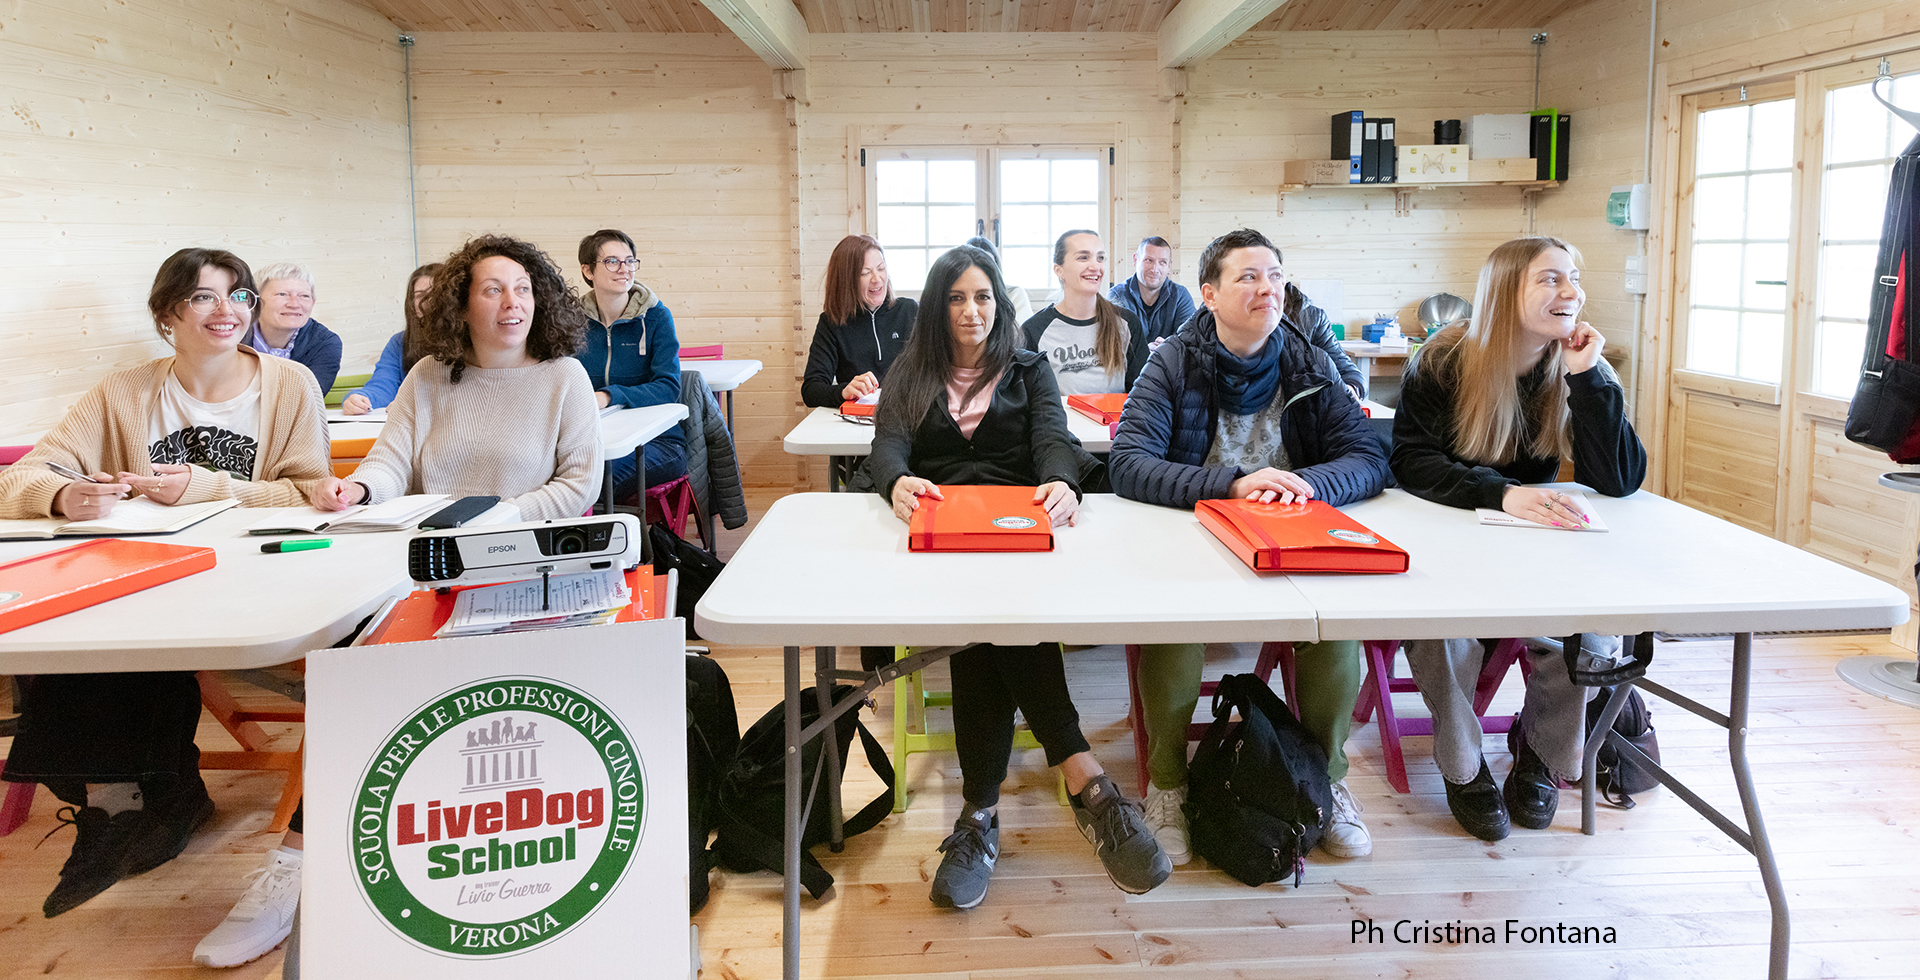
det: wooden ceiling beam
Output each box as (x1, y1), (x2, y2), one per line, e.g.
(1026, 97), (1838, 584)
(1158, 0), (1289, 68)
(698, 0), (809, 69)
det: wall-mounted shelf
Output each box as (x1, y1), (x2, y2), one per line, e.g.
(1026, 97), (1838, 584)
(1276, 179), (1559, 216)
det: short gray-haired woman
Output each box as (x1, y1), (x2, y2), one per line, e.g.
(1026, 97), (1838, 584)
(253, 261), (343, 392)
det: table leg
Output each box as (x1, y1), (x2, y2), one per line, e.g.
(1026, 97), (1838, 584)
(829, 456), (846, 493)
(724, 390), (735, 433)
(815, 645), (847, 850)
(599, 460), (614, 516)
(1580, 683), (1633, 835)
(1729, 632), (1790, 980)
(783, 645), (802, 980)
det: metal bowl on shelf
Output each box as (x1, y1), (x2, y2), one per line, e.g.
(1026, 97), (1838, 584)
(1417, 292), (1472, 336)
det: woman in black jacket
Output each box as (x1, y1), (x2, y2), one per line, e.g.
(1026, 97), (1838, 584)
(867, 245), (1169, 911)
(801, 234), (917, 408)
(1392, 236), (1647, 843)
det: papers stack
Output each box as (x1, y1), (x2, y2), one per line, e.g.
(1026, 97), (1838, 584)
(435, 569), (632, 638)
(0, 498), (239, 541)
(245, 494), (449, 535)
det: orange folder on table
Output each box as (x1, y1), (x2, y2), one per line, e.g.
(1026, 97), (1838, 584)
(1195, 499), (1407, 573)
(357, 566), (661, 645)
(908, 485), (1054, 552)
(1067, 393), (1127, 425)
(840, 399), (877, 417)
(0, 538), (216, 633)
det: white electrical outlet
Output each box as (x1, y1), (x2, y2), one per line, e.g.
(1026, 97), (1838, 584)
(1623, 255), (1648, 295)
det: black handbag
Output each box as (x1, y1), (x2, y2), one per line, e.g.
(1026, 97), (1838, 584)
(1585, 685), (1661, 809)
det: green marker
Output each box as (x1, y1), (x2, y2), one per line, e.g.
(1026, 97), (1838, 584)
(261, 539), (332, 554)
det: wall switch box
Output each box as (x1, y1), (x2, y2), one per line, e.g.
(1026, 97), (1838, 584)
(1624, 255), (1649, 295)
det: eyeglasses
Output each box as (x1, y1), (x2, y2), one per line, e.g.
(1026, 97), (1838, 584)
(599, 257), (640, 271)
(185, 289), (259, 314)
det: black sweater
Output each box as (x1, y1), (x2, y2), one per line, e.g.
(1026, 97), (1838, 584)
(1391, 353), (1647, 510)
(801, 300), (918, 407)
(865, 350), (1086, 499)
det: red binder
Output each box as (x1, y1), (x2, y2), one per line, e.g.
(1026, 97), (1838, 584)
(0, 538), (217, 633)
(357, 567), (661, 646)
(840, 399), (876, 417)
(1195, 499), (1407, 573)
(908, 485), (1054, 552)
(1067, 393), (1127, 425)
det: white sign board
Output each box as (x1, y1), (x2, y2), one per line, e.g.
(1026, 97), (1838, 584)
(304, 618), (688, 977)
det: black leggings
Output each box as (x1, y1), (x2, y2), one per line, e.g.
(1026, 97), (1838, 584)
(2, 671), (204, 808)
(950, 643), (1091, 808)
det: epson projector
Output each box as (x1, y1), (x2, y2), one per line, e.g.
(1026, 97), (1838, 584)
(407, 513), (642, 587)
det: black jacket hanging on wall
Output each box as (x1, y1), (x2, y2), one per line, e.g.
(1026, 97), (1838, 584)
(1844, 131), (1920, 461)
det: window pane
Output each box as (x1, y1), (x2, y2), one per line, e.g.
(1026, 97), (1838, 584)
(1695, 105), (1749, 174)
(1051, 159), (1100, 201)
(1828, 83), (1888, 165)
(927, 160), (976, 203)
(1002, 246), (1052, 293)
(878, 205), (927, 247)
(1824, 163), (1890, 241)
(876, 160), (925, 203)
(1001, 204), (1050, 246)
(1693, 176), (1747, 239)
(1690, 243), (1743, 308)
(1748, 100), (1795, 170)
(1688, 309), (1740, 375)
(1814, 319), (1868, 397)
(927, 206), (976, 248)
(889, 248), (929, 292)
(1737, 312), (1784, 381)
(1819, 243), (1877, 322)
(1743, 243), (1788, 311)
(1745, 172), (1792, 239)
(1001, 160), (1049, 202)
(1052, 204), (1100, 240)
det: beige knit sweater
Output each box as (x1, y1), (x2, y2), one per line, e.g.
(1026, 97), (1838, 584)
(0, 349), (330, 519)
(349, 357), (603, 521)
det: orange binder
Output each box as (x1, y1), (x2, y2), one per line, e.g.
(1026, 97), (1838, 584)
(1195, 499), (1408, 573)
(357, 567), (661, 646)
(840, 399), (876, 417)
(908, 485), (1054, 552)
(1067, 393), (1127, 425)
(0, 538), (217, 633)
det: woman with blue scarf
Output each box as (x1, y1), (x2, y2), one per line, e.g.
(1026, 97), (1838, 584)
(1108, 229), (1391, 869)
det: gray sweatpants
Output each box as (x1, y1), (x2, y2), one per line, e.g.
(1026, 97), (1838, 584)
(1403, 635), (1616, 785)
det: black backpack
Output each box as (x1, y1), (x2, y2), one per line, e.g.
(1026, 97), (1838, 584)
(1184, 673), (1333, 887)
(686, 653), (738, 913)
(709, 684), (894, 899)
(1586, 685), (1661, 809)
(649, 523), (724, 638)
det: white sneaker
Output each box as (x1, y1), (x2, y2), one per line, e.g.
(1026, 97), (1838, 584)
(193, 849), (302, 967)
(1322, 779), (1372, 858)
(1142, 783), (1190, 866)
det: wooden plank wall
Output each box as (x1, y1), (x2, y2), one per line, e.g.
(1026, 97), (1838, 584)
(1185, 30), (1545, 338)
(405, 33), (795, 482)
(0, 0), (413, 442)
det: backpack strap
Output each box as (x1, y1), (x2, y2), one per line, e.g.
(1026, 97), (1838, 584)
(838, 714), (896, 840)
(710, 796), (838, 899)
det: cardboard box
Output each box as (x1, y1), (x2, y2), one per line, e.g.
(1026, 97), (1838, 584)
(1468, 157), (1536, 182)
(1284, 159), (1353, 185)
(1398, 145), (1468, 183)
(1462, 113), (1532, 160)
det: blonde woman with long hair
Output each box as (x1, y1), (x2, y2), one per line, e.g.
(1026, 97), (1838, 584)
(1390, 236), (1646, 842)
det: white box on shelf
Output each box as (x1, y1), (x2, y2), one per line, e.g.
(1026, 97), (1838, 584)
(1398, 145), (1468, 183)
(1462, 113), (1532, 160)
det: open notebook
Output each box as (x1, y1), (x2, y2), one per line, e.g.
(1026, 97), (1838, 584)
(0, 497), (240, 541)
(244, 494), (450, 535)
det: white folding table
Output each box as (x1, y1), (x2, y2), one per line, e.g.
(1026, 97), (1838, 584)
(694, 492), (1319, 980)
(782, 399), (1116, 492)
(682, 359), (762, 433)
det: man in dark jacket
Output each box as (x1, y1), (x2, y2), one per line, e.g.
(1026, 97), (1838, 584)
(1110, 228), (1389, 867)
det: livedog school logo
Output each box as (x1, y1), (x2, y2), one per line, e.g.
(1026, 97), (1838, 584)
(351, 677), (643, 957)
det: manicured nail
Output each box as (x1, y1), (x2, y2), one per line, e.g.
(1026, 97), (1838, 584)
(1552, 521), (1564, 527)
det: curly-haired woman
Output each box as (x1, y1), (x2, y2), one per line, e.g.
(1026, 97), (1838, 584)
(309, 234), (602, 520)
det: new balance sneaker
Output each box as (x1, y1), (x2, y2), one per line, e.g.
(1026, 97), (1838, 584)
(1142, 783), (1190, 866)
(1071, 774), (1172, 894)
(930, 808), (998, 909)
(1445, 760), (1511, 842)
(194, 848), (303, 967)
(1321, 779), (1372, 858)
(43, 806), (156, 918)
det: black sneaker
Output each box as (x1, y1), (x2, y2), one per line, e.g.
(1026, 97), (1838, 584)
(1504, 732), (1559, 830)
(930, 808), (998, 909)
(1070, 774), (1171, 895)
(1444, 760), (1511, 841)
(126, 779), (215, 876)
(41, 806), (157, 917)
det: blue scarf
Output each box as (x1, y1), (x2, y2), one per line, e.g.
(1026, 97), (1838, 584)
(1214, 332), (1283, 415)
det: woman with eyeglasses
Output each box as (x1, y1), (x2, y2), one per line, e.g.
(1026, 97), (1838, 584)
(575, 228), (683, 498)
(0, 248), (331, 920)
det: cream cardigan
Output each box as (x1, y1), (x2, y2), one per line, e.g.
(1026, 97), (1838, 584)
(0, 348), (330, 519)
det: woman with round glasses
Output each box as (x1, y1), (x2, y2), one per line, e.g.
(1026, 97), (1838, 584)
(575, 228), (683, 498)
(0, 247), (332, 920)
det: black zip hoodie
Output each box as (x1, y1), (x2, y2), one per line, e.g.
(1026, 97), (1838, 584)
(801, 299), (919, 407)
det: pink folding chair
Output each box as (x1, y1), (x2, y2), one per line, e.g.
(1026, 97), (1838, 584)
(1353, 638), (1533, 793)
(679, 343), (724, 361)
(1123, 643), (1297, 797)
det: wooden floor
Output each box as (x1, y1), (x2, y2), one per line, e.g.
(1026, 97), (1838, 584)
(4, 491), (1919, 978)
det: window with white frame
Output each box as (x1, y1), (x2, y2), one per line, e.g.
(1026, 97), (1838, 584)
(1683, 97), (1796, 383)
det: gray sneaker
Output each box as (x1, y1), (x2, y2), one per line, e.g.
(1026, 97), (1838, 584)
(930, 808), (998, 909)
(1071, 774), (1172, 895)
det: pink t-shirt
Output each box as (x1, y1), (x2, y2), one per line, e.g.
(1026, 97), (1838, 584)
(945, 365), (1002, 440)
